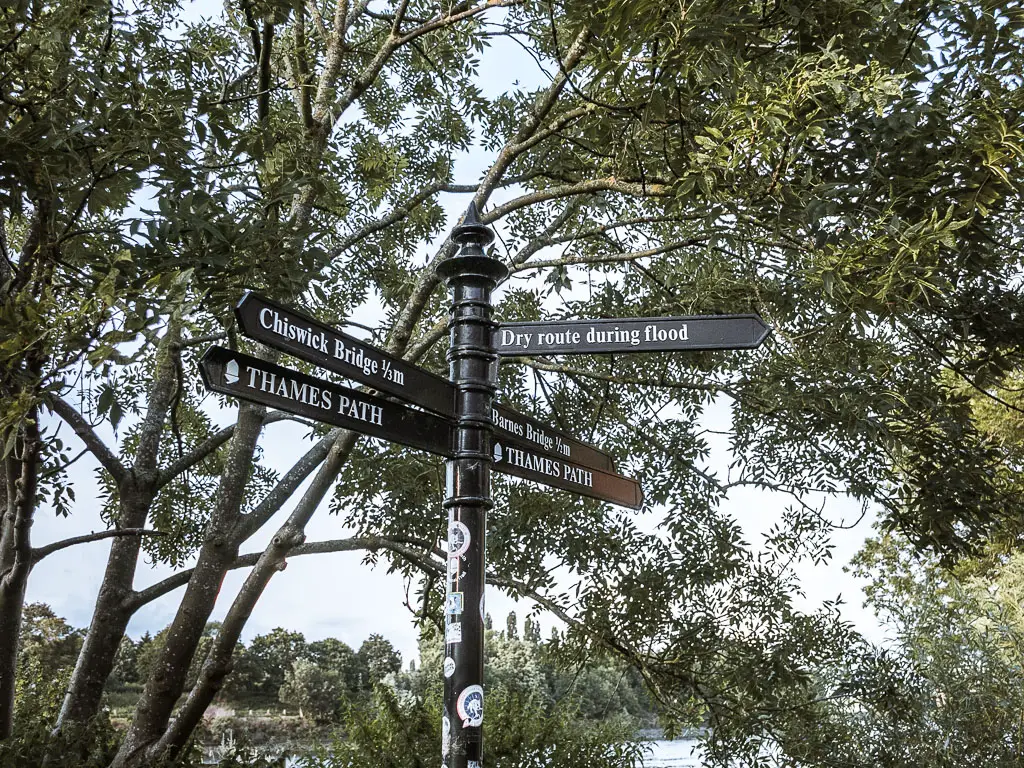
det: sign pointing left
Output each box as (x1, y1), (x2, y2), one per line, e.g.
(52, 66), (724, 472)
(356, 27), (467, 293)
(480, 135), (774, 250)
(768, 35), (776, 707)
(198, 347), (453, 457)
(235, 293), (456, 418)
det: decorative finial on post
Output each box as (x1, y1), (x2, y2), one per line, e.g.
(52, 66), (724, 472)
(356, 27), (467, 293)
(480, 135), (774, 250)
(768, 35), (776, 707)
(438, 201), (508, 284)
(452, 201), (493, 247)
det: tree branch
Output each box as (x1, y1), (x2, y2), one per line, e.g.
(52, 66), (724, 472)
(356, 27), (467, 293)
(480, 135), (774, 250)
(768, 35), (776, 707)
(513, 238), (701, 273)
(486, 177), (670, 225)
(155, 410), (293, 490)
(230, 428), (338, 543)
(125, 532), (438, 613)
(46, 395), (127, 486)
(31, 528), (164, 564)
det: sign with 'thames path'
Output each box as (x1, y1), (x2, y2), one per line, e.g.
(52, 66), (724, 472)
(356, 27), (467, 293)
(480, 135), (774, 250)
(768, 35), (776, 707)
(491, 437), (642, 510)
(199, 347), (452, 457)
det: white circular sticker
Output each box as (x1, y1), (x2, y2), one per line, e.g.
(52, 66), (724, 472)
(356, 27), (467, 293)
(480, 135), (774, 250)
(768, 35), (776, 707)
(456, 684), (484, 727)
(443, 657), (456, 678)
(448, 520), (470, 557)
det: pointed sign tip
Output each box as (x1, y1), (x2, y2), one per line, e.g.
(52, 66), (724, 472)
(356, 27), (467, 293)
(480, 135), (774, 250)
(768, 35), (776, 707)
(752, 314), (772, 346)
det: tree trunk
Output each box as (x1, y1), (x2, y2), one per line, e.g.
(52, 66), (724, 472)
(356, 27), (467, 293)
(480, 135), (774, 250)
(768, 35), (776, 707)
(54, 487), (152, 729)
(153, 433), (356, 761)
(0, 416), (41, 739)
(111, 401), (266, 768)
(54, 317), (180, 735)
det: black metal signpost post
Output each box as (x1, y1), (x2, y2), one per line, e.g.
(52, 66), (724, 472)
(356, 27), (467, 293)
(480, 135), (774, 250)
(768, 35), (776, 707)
(434, 203), (507, 768)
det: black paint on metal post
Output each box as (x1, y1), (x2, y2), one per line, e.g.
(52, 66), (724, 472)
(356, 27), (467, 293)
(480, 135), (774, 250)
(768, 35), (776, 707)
(436, 203), (507, 768)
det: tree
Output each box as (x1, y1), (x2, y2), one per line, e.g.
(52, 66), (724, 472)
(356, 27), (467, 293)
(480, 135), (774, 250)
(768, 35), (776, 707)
(278, 659), (342, 724)
(312, 625), (646, 768)
(709, 534), (1024, 768)
(109, 637), (140, 688)
(238, 629), (308, 701)
(355, 635), (402, 692)
(2, 0), (1022, 765)
(307, 638), (358, 695)
(17, 604), (82, 674)
(505, 612), (518, 641)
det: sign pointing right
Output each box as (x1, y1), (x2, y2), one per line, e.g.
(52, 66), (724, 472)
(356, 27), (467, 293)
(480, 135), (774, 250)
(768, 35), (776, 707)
(491, 437), (642, 510)
(494, 314), (770, 357)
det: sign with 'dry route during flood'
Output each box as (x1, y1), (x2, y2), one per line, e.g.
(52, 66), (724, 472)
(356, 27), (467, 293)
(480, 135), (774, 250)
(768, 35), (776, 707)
(199, 347), (452, 457)
(495, 315), (770, 356)
(491, 437), (642, 510)
(236, 292), (456, 418)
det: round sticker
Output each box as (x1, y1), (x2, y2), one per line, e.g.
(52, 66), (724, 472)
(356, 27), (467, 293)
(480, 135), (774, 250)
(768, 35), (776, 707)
(456, 684), (484, 727)
(448, 520), (470, 557)
(443, 656), (456, 677)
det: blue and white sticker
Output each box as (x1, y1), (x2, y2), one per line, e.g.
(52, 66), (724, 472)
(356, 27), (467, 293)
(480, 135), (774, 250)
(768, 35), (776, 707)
(443, 656), (456, 678)
(445, 622), (462, 645)
(456, 684), (484, 727)
(446, 592), (464, 615)
(468, 762), (480, 768)
(448, 520), (470, 557)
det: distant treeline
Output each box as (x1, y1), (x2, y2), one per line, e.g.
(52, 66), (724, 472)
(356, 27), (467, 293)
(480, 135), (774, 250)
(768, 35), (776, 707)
(19, 604), (657, 730)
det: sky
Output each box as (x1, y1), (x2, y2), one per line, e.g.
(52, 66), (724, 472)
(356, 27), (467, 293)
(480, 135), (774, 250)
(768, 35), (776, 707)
(23, 0), (885, 667)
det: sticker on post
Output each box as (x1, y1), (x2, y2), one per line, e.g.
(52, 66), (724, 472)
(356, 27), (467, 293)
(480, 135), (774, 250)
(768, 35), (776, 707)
(442, 715), (451, 754)
(468, 762), (480, 768)
(446, 622), (462, 644)
(456, 684), (483, 727)
(443, 656), (456, 678)
(225, 359), (240, 384)
(446, 592), (464, 615)
(448, 520), (470, 557)
(448, 557), (460, 580)
(480, 594), (485, 622)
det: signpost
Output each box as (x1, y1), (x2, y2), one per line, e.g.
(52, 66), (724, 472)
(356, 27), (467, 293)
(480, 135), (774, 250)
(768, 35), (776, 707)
(433, 204), (507, 768)
(200, 203), (772, 768)
(236, 292), (620, 475)
(491, 404), (615, 473)
(494, 314), (770, 356)
(235, 291), (457, 418)
(198, 347), (452, 457)
(491, 436), (642, 509)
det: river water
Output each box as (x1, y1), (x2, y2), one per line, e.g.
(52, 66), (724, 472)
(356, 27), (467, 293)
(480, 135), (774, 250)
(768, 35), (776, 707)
(279, 739), (704, 767)
(644, 739), (704, 766)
